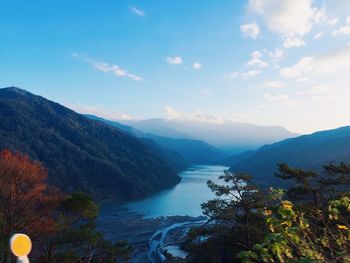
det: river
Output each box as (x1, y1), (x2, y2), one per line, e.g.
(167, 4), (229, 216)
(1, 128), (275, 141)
(124, 165), (229, 217)
(98, 165), (229, 262)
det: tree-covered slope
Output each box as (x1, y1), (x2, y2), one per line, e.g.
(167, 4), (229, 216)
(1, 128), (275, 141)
(0, 87), (180, 199)
(230, 126), (350, 186)
(86, 115), (224, 164)
(147, 136), (224, 164)
(139, 137), (189, 171)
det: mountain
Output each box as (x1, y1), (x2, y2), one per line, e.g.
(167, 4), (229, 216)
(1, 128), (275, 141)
(85, 114), (189, 170)
(86, 115), (224, 164)
(122, 118), (297, 155)
(0, 87), (181, 200)
(230, 126), (350, 186)
(145, 136), (224, 164)
(123, 118), (192, 139)
(138, 138), (189, 171)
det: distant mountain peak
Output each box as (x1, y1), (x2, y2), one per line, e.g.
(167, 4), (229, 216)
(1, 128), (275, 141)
(0, 87), (43, 102)
(1, 86), (31, 95)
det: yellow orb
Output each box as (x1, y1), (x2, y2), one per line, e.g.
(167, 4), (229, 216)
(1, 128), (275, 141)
(10, 234), (32, 257)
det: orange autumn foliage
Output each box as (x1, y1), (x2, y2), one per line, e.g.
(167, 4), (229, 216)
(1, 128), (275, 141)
(0, 149), (63, 239)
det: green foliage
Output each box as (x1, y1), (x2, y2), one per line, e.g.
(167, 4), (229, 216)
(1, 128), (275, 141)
(239, 197), (350, 262)
(37, 191), (132, 263)
(202, 171), (264, 222)
(98, 240), (133, 262)
(185, 171), (266, 262)
(238, 163), (350, 263)
(61, 192), (99, 220)
(187, 162), (350, 263)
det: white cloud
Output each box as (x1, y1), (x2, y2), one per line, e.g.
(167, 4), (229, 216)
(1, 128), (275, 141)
(280, 67), (301, 78)
(166, 56), (183, 65)
(251, 50), (262, 58)
(130, 6), (145, 16)
(280, 45), (350, 78)
(332, 27), (350, 36)
(327, 17), (339, 26)
(243, 70), (262, 77)
(92, 62), (143, 81)
(262, 81), (284, 88)
(230, 70), (262, 79)
(164, 107), (225, 124)
(165, 106), (182, 119)
(247, 59), (268, 68)
(193, 62), (202, 69)
(269, 48), (284, 61)
(72, 53), (143, 81)
(240, 22), (260, 39)
(313, 8), (338, 26)
(248, 0), (314, 34)
(248, 0), (338, 48)
(283, 35), (306, 48)
(313, 32), (324, 39)
(332, 17), (350, 36)
(246, 50), (269, 68)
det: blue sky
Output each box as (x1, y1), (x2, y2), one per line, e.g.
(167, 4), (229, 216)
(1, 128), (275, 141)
(1, 0), (350, 133)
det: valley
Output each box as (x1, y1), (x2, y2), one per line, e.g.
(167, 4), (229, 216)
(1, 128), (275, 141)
(1, 87), (350, 262)
(3, 1), (350, 261)
(97, 165), (225, 262)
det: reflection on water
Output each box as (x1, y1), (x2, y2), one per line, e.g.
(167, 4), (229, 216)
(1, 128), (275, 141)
(123, 165), (229, 218)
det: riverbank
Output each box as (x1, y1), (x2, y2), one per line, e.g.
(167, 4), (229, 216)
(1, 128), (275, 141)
(97, 206), (206, 262)
(96, 165), (227, 262)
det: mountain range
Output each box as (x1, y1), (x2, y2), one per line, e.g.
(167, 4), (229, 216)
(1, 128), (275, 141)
(229, 125), (350, 186)
(2, 86), (350, 200)
(121, 118), (298, 155)
(0, 87), (181, 200)
(86, 115), (224, 164)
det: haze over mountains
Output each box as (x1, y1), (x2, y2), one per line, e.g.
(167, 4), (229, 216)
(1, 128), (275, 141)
(2, 86), (350, 202)
(121, 118), (298, 155)
(0, 87), (181, 200)
(86, 115), (224, 164)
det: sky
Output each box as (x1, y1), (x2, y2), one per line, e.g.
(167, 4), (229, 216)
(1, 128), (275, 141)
(1, 0), (350, 134)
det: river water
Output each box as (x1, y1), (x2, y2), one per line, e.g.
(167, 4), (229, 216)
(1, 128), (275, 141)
(123, 165), (229, 218)
(98, 165), (229, 262)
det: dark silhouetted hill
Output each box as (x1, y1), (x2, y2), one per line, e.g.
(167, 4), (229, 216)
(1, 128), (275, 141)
(230, 126), (350, 186)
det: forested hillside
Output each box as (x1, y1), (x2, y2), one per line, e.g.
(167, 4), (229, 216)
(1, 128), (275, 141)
(230, 126), (350, 186)
(0, 87), (180, 199)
